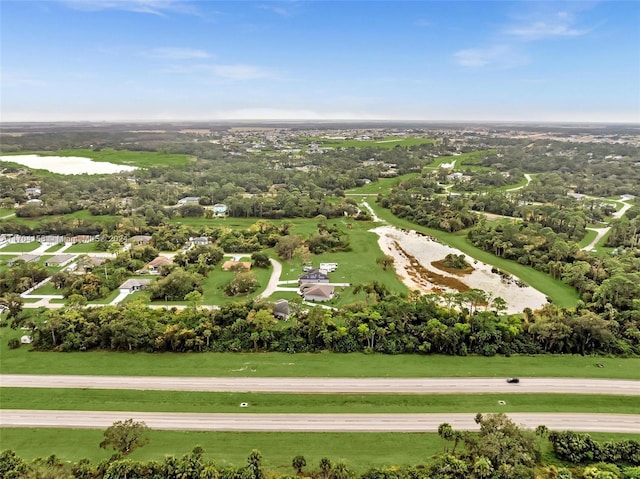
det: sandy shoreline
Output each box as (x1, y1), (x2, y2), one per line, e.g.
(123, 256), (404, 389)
(371, 226), (547, 314)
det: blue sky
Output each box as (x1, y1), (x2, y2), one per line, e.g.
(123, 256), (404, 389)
(1, 0), (639, 122)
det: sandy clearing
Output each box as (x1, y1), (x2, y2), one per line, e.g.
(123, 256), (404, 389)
(0, 154), (137, 175)
(372, 226), (547, 313)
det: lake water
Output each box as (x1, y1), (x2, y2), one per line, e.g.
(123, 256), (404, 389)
(0, 154), (137, 175)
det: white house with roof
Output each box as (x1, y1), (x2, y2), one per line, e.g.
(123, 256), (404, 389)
(118, 278), (151, 294)
(177, 197), (200, 206)
(301, 284), (335, 302)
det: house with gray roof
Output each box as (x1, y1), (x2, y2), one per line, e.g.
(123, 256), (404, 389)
(298, 269), (330, 284)
(45, 254), (74, 267)
(118, 278), (151, 294)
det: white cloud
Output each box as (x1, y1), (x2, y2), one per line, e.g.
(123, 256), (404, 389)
(59, 0), (198, 16)
(147, 47), (211, 60)
(257, 2), (303, 17)
(161, 63), (275, 81)
(454, 45), (528, 69)
(210, 64), (272, 81)
(504, 10), (591, 40)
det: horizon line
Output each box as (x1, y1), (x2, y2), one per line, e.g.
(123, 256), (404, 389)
(2, 119), (639, 126)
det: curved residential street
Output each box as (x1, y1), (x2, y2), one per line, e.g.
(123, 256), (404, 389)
(1, 410), (638, 433)
(257, 258), (283, 298)
(2, 375), (639, 395)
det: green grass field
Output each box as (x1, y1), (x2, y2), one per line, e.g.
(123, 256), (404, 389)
(64, 241), (102, 253)
(0, 428), (447, 471)
(0, 241), (40, 252)
(578, 229), (599, 249)
(0, 208), (15, 217)
(312, 136), (436, 150)
(3, 149), (192, 169)
(44, 242), (65, 252)
(30, 282), (61, 296)
(2, 388), (638, 415)
(1, 428), (637, 473)
(0, 210), (121, 230)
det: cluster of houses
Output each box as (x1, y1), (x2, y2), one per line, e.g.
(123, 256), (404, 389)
(298, 262), (339, 302)
(175, 199), (228, 217)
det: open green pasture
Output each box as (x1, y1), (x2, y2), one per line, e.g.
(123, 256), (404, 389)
(0, 241), (40, 252)
(0, 208), (15, 217)
(170, 216), (406, 306)
(0, 209), (120, 229)
(0, 428), (444, 471)
(314, 136), (435, 150)
(1, 326), (637, 378)
(364, 200), (579, 308)
(170, 216), (265, 229)
(3, 149), (192, 169)
(2, 389), (638, 415)
(164, 258), (273, 306)
(1, 428), (638, 473)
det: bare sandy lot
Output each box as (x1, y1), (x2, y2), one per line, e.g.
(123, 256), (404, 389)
(0, 154), (137, 175)
(372, 226), (547, 313)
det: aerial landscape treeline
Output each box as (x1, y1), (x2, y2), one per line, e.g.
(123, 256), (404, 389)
(1, 122), (639, 476)
(10, 291), (634, 355)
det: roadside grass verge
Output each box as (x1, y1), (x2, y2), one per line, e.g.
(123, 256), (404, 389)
(1, 428), (638, 473)
(2, 389), (638, 415)
(578, 229), (599, 249)
(44, 243), (65, 252)
(64, 242), (102, 253)
(0, 241), (40, 252)
(1, 327), (637, 378)
(594, 228), (614, 251)
(364, 200), (579, 308)
(30, 283), (60, 295)
(0, 428), (448, 471)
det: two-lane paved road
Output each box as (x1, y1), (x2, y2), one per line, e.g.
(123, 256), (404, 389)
(2, 410), (638, 433)
(2, 375), (639, 395)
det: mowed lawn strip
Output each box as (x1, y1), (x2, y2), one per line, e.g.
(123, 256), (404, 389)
(364, 200), (580, 308)
(2, 389), (639, 415)
(2, 428), (638, 473)
(1, 329), (639, 379)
